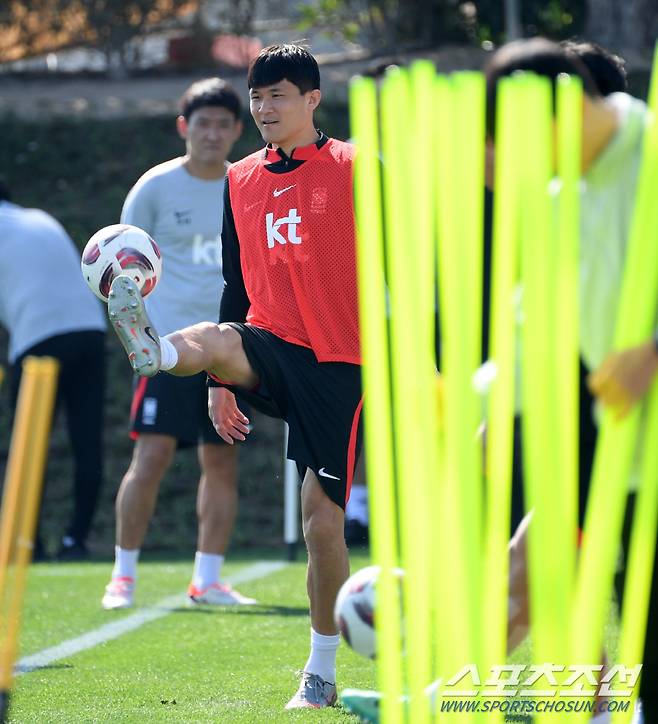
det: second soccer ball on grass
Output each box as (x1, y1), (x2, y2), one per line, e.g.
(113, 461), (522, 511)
(334, 565), (404, 659)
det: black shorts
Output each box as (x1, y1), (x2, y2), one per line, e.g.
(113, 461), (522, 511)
(130, 372), (228, 448)
(223, 323), (363, 509)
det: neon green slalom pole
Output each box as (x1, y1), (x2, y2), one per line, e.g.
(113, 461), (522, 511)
(480, 75), (522, 706)
(433, 72), (485, 723)
(380, 66), (432, 724)
(613, 384), (658, 724)
(572, 41), (658, 712)
(515, 74), (564, 724)
(450, 70), (486, 635)
(612, 44), (658, 724)
(349, 74), (404, 724)
(553, 73), (582, 612)
(407, 59), (445, 705)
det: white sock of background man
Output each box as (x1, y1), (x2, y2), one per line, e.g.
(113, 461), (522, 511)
(191, 552), (224, 590)
(112, 546), (139, 580)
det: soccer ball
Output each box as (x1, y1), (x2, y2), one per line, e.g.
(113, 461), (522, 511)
(334, 565), (403, 659)
(81, 224), (162, 302)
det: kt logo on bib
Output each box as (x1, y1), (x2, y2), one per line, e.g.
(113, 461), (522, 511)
(266, 208), (302, 248)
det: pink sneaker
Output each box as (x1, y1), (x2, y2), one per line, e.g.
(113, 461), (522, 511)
(101, 576), (135, 610)
(186, 582), (257, 606)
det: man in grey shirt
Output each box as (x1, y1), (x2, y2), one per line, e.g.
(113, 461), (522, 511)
(0, 179), (107, 560)
(101, 78), (256, 609)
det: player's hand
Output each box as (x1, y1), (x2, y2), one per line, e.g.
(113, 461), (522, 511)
(208, 387), (250, 444)
(588, 339), (658, 420)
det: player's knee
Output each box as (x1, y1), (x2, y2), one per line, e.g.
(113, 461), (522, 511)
(186, 321), (222, 349)
(128, 437), (175, 482)
(303, 505), (343, 549)
(216, 324), (244, 359)
(192, 323), (241, 367)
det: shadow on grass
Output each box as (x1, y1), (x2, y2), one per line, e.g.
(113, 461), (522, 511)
(15, 663), (73, 673)
(170, 605), (308, 618)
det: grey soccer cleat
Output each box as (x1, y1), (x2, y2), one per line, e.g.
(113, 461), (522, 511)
(285, 672), (337, 710)
(108, 275), (161, 377)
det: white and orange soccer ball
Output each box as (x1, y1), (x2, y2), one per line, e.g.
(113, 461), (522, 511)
(334, 565), (404, 659)
(81, 224), (162, 302)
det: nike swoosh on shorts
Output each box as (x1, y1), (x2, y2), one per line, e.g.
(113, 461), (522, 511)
(318, 467), (341, 480)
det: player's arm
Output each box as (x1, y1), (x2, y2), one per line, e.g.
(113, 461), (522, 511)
(208, 178), (250, 442)
(219, 179), (250, 323)
(588, 334), (658, 419)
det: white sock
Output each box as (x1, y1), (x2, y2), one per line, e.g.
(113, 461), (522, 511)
(346, 484), (369, 525)
(112, 546), (139, 580)
(192, 552), (224, 590)
(304, 628), (340, 683)
(159, 336), (178, 371)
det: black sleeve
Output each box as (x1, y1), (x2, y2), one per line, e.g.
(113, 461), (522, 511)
(208, 178), (251, 389)
(219, 177), (250, 324)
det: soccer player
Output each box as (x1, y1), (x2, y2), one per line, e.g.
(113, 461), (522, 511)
(107, 44), (360, 709)
(486, 38), (657, 721)
(101, 78), (257, 610)
(0, 179), (106, 560)
(506, 40), (629, 531)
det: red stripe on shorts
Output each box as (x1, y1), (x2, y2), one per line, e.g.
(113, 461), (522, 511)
(129, 377), (149, 440)
(207, 370), (259, 392)
(345, 396), (364, 505)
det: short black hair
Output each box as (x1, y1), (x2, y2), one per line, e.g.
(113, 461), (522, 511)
(0, 178), (10, 202)
(485, 38), (600, 135)
(561, 40), (627, 96)
(247, 44), (320, 94)
(179, 77), (242, 122)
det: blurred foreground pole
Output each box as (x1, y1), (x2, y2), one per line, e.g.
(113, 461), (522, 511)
(611, 43), (658, 724)
(350, 72), (404, 724)
(0, 357), (58, 723)
(571, 41), (658, 696)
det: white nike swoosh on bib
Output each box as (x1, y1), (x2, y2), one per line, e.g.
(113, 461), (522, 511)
(273, 185), (295, 197)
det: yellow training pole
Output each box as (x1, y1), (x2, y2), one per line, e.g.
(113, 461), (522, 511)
(611, 43), (658, 724)
(350, 74), (405, 724)
(481, 75), (523, 704)
(0, 357), (58, 723)
(434, 73), (485, 722)
(612, 383), (658, 724)
(571, 43), (658, 702)
(553, 73), (582, 611)
(519, 75), (576, 722)
(407, 59), (444, 714)
(380, 64), (433, 724)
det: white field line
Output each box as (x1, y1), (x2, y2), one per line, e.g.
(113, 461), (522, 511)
(16, 560), (288, 674)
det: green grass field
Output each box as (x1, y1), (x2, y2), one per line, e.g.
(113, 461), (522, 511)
(9, 550), (376, 723)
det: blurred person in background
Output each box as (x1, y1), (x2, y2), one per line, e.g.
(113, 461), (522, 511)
(0, 178), (106, 561)
(562, 39), (628, 97)
(101, 78), (257, 610)
(487, 38), (655, 723)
